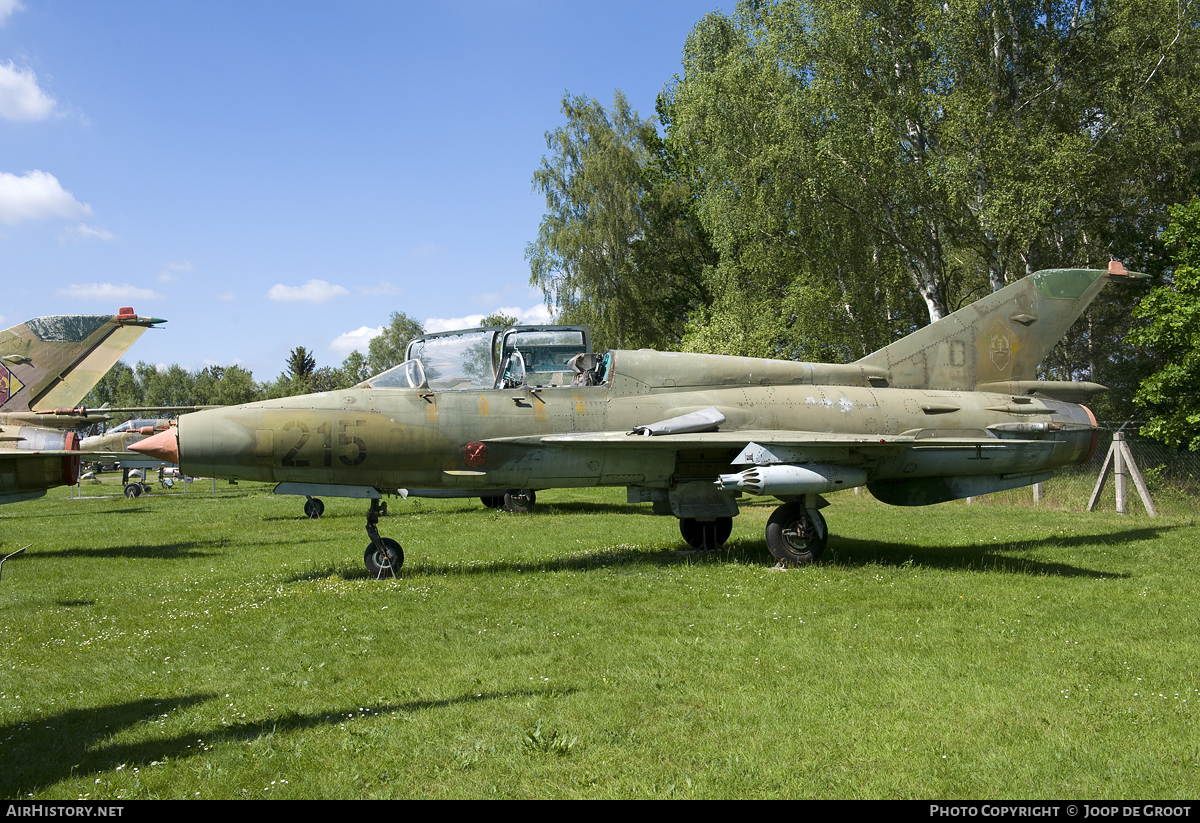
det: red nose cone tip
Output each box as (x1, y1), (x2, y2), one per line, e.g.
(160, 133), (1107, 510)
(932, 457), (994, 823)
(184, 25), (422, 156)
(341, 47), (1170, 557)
(128, 428), (179, 463)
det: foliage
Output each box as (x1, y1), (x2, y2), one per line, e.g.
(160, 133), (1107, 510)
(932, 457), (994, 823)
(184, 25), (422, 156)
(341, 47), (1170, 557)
(527, 91), (716, 351)
(193, 364), (260, 407)
(527, 91), (653, 351)
(367, 312), (425, 376)
(477, 312), (518, 329)
(339, 350), (371, 386)
(658, 0), (1200, 363)
(1130, 197), (1200, 448)
(287, 347), (316, 382)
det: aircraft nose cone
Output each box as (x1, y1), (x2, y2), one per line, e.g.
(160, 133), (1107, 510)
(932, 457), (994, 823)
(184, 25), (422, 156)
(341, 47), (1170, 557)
(128, 428), (179, 463)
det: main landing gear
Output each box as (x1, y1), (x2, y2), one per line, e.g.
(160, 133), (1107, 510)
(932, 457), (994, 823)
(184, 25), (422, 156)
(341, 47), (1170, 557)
(480, 489), (537, 513)
(364, 498), (403, 578)
(678, 517), (733, 551)
(764, 501), (828, 567)
(302, 496), (385, 519)
(674, 498), (830, 567)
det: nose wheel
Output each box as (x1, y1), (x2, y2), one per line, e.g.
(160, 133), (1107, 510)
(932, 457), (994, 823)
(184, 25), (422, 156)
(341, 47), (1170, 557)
(364, 498), (403, 578)
(364, 538), (404, 578)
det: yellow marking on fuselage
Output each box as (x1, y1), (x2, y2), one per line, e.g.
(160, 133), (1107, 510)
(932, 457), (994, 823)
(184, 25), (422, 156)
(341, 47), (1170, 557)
(426, 400), (438, 424)
(478, 395), (489, 416)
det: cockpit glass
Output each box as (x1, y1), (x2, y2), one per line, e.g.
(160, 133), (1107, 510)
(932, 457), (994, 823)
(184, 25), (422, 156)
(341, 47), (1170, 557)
(366, 359), (427, 389)
(110, 418), (156, 432)
(501, 329), (587, 375)
(404, 329), (498, 390)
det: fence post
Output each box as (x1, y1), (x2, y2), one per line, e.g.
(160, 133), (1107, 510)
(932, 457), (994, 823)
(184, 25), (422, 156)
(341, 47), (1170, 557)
(1114, 431), (1128, 515)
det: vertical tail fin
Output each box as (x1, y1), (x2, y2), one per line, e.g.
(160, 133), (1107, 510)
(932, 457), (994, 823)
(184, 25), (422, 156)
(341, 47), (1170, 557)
(855, 263), (1145, 391)
(0, 309), (165, 412)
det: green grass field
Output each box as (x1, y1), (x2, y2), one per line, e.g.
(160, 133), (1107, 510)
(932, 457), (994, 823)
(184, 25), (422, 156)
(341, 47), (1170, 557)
(1, 479), (1197, 799)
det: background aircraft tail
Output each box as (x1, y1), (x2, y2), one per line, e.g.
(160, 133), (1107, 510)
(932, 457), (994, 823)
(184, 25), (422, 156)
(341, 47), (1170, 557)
(854, 263), (1144, 392)
(0, 309), (165, 413)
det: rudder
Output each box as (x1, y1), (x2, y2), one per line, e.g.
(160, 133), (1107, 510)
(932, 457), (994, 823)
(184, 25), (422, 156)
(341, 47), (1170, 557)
(855, 262), (1144, 391)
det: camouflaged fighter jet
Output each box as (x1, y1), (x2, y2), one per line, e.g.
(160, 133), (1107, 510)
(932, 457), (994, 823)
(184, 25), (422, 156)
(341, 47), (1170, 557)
(130, 264), (1139, 576)
(1, 308), (165, 504)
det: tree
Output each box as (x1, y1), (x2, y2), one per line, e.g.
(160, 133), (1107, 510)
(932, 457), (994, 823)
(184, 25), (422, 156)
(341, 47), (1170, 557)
(287, 347), (316, 382)
(85, 361), (143, 411)
(478, 312), (518, 329)
(339, 350), (371, 385)
(663, 0), (1200, 362)
(527, 91), (663, 350)
(193, 364), (262, 406)
(1129, 197), (1200, 448)
(366, 312), (425, 375)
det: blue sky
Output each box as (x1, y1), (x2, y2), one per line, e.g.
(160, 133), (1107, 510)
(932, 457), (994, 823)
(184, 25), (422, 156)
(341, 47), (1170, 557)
(0, 0), (732, 380)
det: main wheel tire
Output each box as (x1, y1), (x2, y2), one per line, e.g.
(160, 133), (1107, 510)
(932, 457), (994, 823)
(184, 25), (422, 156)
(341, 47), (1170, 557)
(503, 489), (536, 513)
(304, 498), (325, 519)
(364, 538), (404, 578)
(480, 495), (505, 509)
(123, 483), (143, 498)
(678, 517), (733, 550)
(765, 502), (828, 566)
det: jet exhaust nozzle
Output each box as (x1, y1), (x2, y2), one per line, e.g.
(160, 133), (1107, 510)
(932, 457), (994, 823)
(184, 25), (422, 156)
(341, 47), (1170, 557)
(716, 464), (867, 496)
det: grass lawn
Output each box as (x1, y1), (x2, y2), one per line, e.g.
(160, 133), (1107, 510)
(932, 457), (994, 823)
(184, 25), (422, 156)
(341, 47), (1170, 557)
(1, 478), (1197, 798)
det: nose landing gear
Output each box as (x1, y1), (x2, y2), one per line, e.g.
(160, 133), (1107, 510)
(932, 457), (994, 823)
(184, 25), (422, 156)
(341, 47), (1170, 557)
(364, 498), (403, 578)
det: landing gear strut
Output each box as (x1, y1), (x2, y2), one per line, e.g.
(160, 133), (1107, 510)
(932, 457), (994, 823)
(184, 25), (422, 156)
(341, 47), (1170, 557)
(765, 501), (828, 567)
(678, 517), (733, 551)
(364, 498), (403, 578)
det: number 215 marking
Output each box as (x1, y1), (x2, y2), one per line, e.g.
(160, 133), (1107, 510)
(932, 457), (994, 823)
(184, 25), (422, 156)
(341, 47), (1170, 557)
(281, 420), (367, 467)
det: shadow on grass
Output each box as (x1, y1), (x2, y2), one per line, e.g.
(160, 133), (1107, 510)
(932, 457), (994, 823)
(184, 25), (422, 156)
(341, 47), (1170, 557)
(821, 523), (1180, 578)
(0, 687), (572, 797)
(32, 536), (324, 561)
(280, 523), (1176, 582)
(0, 506), (158, 519)
(286, 543), (773, 582)
(261, 500), (671, 523)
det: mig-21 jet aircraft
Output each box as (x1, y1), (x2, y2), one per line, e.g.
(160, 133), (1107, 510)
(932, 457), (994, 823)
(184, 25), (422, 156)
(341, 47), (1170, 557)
(0, 308), (165, 504)
(130, 264), (1139, 577)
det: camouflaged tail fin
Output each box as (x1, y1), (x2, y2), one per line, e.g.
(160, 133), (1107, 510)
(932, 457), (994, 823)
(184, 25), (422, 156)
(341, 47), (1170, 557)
(855, 263), (1142, 392)
(0, 310), (162, 413)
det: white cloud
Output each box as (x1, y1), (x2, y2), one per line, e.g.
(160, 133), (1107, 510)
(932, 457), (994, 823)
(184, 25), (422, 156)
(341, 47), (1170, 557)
(0, 170), (90, 224)
(216, 291), (235, 301)
(266, 279), (350, 303)
(0, 60), (56, 121)
(330, 325), (384, 356)
(354, 279), (400, 297)
(55, 283), (164, 301)
(423, 303), (553, 333)
(158, 261), (193, 282)
(0, 1), (24, 27)
(62, 222), (115, 242)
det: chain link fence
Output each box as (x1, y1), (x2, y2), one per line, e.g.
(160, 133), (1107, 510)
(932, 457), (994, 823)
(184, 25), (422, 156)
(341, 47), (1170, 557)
(966, 423), (1200, 515)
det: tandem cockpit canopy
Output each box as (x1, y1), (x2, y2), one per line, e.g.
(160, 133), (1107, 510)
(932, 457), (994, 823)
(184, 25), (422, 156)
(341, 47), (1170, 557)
(365, 358), (428, 390)
(396, 324), (592, 391)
